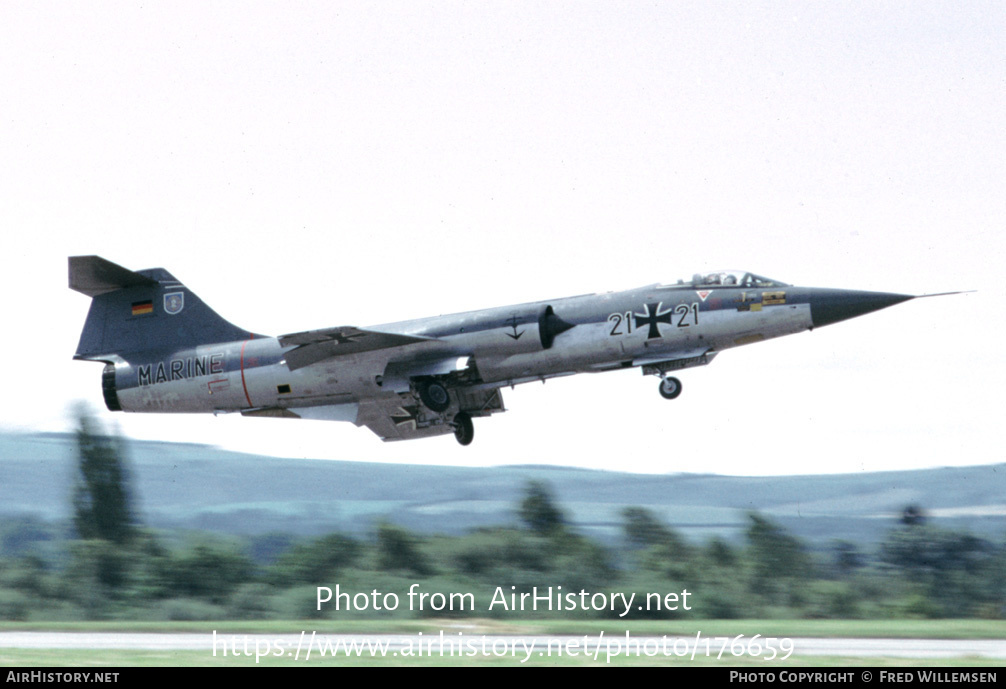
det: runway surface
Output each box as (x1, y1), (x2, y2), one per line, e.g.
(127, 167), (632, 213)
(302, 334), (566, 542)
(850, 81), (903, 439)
(2, 632), (1004, 661)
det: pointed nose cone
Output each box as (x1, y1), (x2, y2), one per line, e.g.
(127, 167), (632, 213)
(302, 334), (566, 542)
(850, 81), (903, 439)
(810, 289), (915, 328)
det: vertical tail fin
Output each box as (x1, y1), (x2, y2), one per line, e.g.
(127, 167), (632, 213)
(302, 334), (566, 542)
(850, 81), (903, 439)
(69, 256), (264, 360)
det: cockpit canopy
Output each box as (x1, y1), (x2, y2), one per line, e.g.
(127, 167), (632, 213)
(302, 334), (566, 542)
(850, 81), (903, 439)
(667, 271), (790, 289)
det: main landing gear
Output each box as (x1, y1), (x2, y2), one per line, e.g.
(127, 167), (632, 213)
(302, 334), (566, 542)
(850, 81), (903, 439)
(658, 376), (682, 400)
(416, 380), (475, 446)
(453, 412), (474, 446)
(418, 380), (451, 412)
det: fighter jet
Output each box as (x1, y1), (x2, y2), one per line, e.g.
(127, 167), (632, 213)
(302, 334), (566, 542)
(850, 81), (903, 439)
(69, 256), (959, 446)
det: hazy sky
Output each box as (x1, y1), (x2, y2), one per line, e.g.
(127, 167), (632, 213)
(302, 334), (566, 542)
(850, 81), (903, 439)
(2, 2), (1002, 475)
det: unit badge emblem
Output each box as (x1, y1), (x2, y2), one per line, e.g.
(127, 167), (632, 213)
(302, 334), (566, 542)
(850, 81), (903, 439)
(164, 292), (185, 315)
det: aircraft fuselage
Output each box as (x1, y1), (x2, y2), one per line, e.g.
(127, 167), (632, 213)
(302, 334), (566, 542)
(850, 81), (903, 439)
(70, 258), (921, 445)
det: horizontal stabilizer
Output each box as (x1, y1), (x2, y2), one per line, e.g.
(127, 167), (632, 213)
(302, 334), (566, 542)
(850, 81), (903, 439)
(279, 326), (436, 370)
(69, 255), (159, 297)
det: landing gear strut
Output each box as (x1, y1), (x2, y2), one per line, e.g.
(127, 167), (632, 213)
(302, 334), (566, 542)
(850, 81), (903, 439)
(658, 376), (682, 400)
(453, 412), (474, 446)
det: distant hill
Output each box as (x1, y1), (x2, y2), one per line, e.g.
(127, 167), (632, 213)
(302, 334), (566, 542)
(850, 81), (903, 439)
(2, 432), (1003, 547)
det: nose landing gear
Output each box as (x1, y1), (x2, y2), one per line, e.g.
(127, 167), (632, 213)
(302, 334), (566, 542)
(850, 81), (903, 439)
(658, 376), (682, 400)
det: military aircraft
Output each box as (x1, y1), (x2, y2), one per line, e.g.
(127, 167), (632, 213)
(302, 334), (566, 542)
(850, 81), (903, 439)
(69, 256), (960, 446)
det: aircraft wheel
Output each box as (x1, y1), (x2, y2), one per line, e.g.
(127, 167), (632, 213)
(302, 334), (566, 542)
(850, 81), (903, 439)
(418, 380), (451, 412)
(453, 412), (474, 446)
(658, 376), (682, 400)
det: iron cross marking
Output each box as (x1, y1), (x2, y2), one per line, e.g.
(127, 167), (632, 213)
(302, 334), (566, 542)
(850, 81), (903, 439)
(634, 302), (673, 339)
(327, 332), (363, 345)
(391, 404), (420, 429)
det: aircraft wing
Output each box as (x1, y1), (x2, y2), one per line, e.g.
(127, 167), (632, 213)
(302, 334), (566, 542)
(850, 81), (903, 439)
(356, 386), (506, 442)
(354, 398), (457, 442)
(240, 398), (453, 440)
(243, 384), (505, 442)
(278, 326), (438, 370)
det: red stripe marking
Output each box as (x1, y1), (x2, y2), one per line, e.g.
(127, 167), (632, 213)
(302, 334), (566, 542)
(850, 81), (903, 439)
(240, 339), (253, 407)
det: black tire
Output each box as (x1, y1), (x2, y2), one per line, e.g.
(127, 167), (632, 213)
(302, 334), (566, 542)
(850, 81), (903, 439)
(418, 380), (451, 412)
(658, 376), (682, 400)
(453, 412), (474, 446)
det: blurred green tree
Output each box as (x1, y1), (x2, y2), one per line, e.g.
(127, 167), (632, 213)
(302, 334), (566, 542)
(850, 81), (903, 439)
(745, 513), (811, 606)
(268, 534), (360, 584)
(880, 519), (995, 617)
(518, 481), (565, 536)
(159, 539), (255, 604)
(376, 523), (431, 575)
(621, 507), (672, 549)
(72, 407), (135, 545)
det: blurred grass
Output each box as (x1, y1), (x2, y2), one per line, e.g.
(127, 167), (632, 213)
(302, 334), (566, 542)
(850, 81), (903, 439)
(3, 619), (1003, 666)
